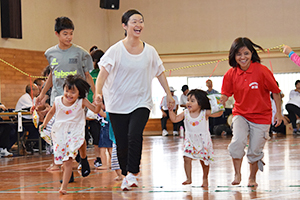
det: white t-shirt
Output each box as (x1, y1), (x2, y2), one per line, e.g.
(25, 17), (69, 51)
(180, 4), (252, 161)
(180, 94), (187, 106)
(287, 90), (300, 107)
(15, 93), (35, 119)
(98, 40), (165, 114)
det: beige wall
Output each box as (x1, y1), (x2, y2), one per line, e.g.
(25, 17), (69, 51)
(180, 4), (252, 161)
(1, 0), (300, 75)
(0, 0), (110, 51)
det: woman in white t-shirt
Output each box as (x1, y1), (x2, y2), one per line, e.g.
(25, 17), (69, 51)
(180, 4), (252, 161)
(95, 9), (175, 191)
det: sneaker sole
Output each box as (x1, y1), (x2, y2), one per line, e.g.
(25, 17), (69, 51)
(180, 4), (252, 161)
(2, 155), (13, 157)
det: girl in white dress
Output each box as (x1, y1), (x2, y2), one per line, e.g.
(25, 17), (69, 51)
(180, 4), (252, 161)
(169, 89), (223, 187)
(40, 75), (100, 195)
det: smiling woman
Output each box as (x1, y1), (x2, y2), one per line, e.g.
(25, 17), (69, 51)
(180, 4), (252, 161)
(221, 37), (284, 188)
(94, 9), (175, 191)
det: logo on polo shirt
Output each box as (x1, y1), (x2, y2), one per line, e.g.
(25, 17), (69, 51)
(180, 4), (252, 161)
(54, 70), (77, 78)
(51, 58), (58, 66)
(249, 82), (258, 89)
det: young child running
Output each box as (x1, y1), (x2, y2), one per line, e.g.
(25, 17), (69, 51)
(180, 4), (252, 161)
(97, 99), (113, 170)
(40, 75), (100, 195)
(98, 98), (122, 180)
(169, 89), (223, 187)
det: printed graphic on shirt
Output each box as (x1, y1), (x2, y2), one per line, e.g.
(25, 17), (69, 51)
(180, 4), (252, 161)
(54, 70), (77, 79)
(69, 58), (78, 64)
(249, 82), (258, 89)
(51, 58), (58, 66)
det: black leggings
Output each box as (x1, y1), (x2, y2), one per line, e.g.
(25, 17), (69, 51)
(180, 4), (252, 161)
(109, 108), (150, 176)
(286, 103), (300, 129)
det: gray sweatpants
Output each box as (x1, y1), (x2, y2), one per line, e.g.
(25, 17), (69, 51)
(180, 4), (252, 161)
(228, 115), (270, 165)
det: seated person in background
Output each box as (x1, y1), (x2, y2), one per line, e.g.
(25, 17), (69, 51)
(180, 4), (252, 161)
(14, 84), (40, 151)
(206, 79), (219, 94)
(0, 103), (13, 157)
(206, 79), (222, 134)
(270, 91), (289, 135)
(15, 84), (39, 113)
(180, 85), (189, 108)
(33, 78), (45, 95)
(161, 87), (179, 136)
(285, 80), (300, 134)
(178, 85), (189, 130)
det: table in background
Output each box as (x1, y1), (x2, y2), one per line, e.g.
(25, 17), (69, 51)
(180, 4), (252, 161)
(0, 111), (42, 155)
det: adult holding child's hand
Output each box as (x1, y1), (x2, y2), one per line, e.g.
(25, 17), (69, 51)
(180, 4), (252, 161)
(221, 37), (283, 188)
(95, 9), (174, 191)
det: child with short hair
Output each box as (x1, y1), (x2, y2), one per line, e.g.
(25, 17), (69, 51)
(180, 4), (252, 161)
(169, 89), (223, 187)
(36, 16), (95, 177)
(40, 75), (100, 195)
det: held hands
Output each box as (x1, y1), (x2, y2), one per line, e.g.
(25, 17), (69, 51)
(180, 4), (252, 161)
(283, 45), (293, 56)
(30, 106), (35, 114)
(166, 94), (175, 111)
(35, 93), (45, 107)
(39, 124), (45, 133)
(94, 94), (103, 106)
(220, 94), (228, 105)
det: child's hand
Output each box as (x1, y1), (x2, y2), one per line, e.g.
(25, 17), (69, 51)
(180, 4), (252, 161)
(30, 106), (35, 114)
(283, 45), (293, 55)
(39, 124), (45, 132)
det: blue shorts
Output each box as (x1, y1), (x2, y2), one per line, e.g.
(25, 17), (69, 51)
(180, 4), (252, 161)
(98, 123), (113, 148)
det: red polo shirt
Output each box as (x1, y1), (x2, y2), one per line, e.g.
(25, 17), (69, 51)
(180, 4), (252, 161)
(221, 62), (280, 124)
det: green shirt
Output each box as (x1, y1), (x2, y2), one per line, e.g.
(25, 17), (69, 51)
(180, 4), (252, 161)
(87, 68), (100, 103)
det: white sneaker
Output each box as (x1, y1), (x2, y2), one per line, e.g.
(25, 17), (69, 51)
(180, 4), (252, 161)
(0, 148), (13, 157)
(162, 129), (168, 136)
(126, 173), (138, 187)
(173, 131), (179, 136)
(121, 177), (131, 191)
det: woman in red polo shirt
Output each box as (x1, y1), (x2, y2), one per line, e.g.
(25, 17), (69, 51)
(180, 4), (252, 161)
(220, 37), (283, 187)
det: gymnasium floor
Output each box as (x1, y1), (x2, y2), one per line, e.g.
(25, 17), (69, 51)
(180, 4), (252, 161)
(0, 133), (300, 200)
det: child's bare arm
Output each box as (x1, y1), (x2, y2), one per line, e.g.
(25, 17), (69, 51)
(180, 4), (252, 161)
(169, 109), (184, 123)
(206, 109), (223, 119)
(98, 109), (107, 118)
(83, 98), (101, 113)
(39, 103), (56, 131)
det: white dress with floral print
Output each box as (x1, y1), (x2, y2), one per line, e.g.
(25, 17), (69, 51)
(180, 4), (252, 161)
(183, 109), (214, 165)
(51, 96), (85, 165)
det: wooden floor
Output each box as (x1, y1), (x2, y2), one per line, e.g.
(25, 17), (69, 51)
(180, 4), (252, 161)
(1, 132), (300, 200)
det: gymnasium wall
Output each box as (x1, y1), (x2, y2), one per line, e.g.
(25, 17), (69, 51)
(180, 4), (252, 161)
(0, 48), (48, 108)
